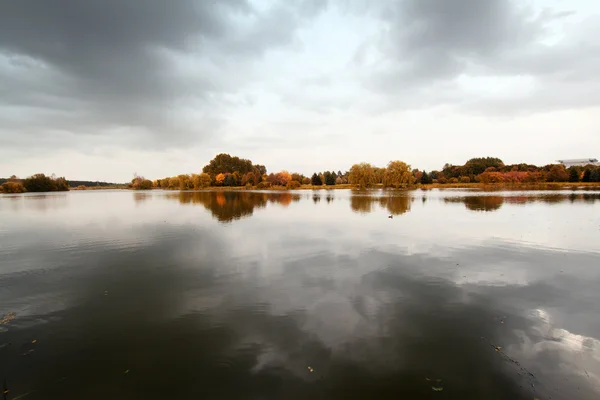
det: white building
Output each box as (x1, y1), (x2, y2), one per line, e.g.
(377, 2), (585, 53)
(557, 158), (599, 167)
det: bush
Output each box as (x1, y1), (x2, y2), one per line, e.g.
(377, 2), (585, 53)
(449, 177), (459, 184)
(459, 176), (471, 183)
(256, 181), (271, 189)
(437, 177), (448, 184)
(1, 182), (26, 193)
(286, 180), (301, 190)
(23, 173), (69, 192)
(302, 177), (311, 185)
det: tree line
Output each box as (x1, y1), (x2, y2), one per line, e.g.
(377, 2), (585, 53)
(4, 155), (600, 193)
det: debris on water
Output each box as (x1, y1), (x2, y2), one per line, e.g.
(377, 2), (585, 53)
(432, 386), (444, 392)
(307, 366), (314, 373)
(124, 369), (130, 374)
(31, 339), (37, 344)
(104, 291), (108, 296)
(12, 391), (34, 400)
(0, 312), (16, 325)
(22, 349), (35, 356)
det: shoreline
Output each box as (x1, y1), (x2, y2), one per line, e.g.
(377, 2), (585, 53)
(84, 182), (600, 191)
(4, 182), (600, 195)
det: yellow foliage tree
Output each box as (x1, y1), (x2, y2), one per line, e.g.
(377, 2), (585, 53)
(215, 173), (225, 186)
(349, 163), (376, 189)
(382, 161), (415, 189)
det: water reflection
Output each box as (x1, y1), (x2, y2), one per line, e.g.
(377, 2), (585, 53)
(1, 190), (600, 399)
(164, 191), (300, 223)
(350, 192), (413, 216)
(444, 193), (600, 212)
(0, 193), (68, 213)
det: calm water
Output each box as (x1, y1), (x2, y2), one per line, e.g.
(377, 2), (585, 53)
(1, 189), (600, 399)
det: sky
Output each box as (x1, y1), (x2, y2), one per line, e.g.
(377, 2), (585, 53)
(1, 0), (599, 182)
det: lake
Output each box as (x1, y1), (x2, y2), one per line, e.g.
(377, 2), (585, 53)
(1, 189), (600, 399)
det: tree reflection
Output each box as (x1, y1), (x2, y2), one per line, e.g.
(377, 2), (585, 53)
(165, 191), (300, 223)
(445, 193), (600, 212)
(350, 193), (413, 216)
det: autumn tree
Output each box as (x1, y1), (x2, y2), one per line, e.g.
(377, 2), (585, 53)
(349, 163), (376, 189)
(192, 173), (211, 189)
(130, 175), (152, 190)
(382, 161), (414, 189)
(1, 182), (25, 193)
(291, 173), (305, 184)
(241, 172), (255, 186)
(215, 173), (225, 186)
(311, 173), (322, 186)
(302, 177), (311, 185)
(202, 154), (265, 186)
(23, 173), (69, 192)
(546, 165), (569, 182)
(276, 170), (292, 186)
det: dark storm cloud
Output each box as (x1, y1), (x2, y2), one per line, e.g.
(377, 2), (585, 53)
(0, 0), (329, 150)
(378, 0), (542, 83)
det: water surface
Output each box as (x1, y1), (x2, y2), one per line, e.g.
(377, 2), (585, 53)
(1, 189), (600, 399)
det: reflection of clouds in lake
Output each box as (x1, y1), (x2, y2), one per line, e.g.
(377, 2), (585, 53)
(512, 308), (600, 399)
(2, 217), (600, 398)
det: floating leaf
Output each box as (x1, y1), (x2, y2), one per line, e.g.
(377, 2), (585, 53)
(124, 370), (130, 374)
(432, 386), (444, 392)
(31, 340), (37, 344)
(0, 312), (16, 325)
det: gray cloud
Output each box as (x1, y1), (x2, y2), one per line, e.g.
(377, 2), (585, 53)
(0, 0), (329, 151)
(353, 0), (600, 113)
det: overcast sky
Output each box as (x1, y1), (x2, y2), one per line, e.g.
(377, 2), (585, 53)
(1, 0), (599, 181)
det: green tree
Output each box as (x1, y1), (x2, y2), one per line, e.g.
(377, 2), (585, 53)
(23, 174), (59, 192)
(349, 163), (376, 189)
(568, 167), (581, 182)
(421, 171), (432, 184)
(311, 173), (322, 186)
(591, 168), (600, 183)
(382, 161), (414, 189)
(582, 169), (592, 182)
(325, 171), (336, 185)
